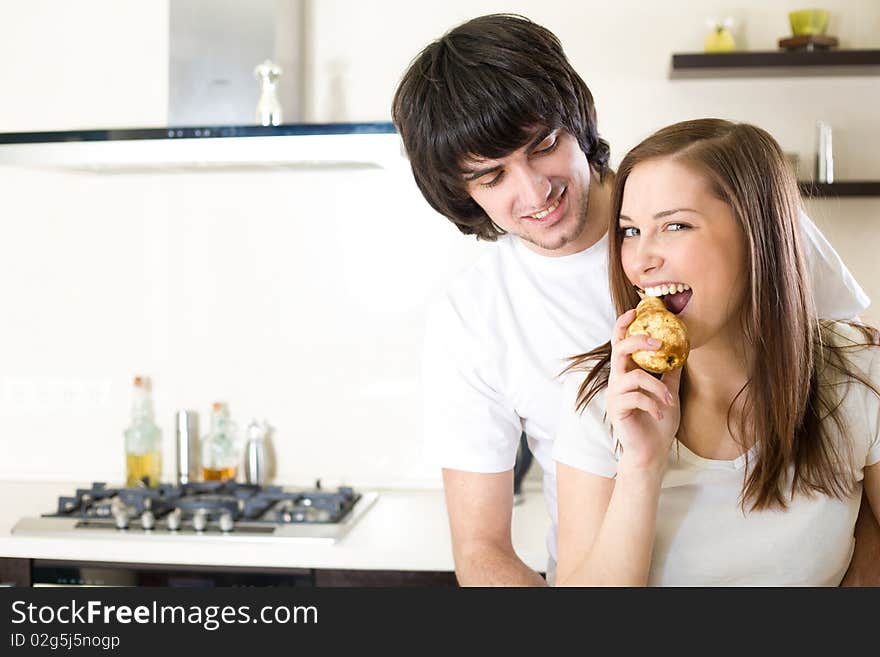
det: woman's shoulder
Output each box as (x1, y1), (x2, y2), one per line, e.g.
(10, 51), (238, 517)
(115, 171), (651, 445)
(554, 366), (617, 477)
(560, 359), (609, 406)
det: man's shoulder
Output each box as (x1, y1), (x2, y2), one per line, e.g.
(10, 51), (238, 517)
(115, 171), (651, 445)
(822, 320), (880, 358)
(819, 321), (880, 397)
(430, 238), (515, 308)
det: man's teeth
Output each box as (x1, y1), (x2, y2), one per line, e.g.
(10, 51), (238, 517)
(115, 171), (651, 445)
(531, 197), (561, 219)
(645, 283), (691, 297)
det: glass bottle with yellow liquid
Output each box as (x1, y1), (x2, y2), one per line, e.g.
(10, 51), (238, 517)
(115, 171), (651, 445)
(124, 376), (162, 488)
(201, 401), (239, 481)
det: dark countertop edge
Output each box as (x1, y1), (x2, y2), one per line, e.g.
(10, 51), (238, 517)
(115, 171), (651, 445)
(0, 122), (397, 144)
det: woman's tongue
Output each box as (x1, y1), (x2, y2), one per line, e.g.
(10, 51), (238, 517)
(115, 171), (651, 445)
(663, 288), (693, 315)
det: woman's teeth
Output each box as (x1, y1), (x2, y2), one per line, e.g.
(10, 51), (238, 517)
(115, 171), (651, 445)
(645, 283), (691, 297)
(531, 196), (561, 219)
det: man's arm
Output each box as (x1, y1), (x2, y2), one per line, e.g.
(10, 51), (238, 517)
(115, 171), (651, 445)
(840, 486), (880, 586)
(442, 468), (547, 586)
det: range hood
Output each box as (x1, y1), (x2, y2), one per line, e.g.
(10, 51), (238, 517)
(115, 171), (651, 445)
(0, 1), (403, 173)
(0, 123), (402, 173)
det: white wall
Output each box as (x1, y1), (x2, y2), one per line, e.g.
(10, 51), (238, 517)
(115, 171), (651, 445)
(0, 0), (168, 131)
(307, 0), (880, 333)
(0, 1), (878, 487)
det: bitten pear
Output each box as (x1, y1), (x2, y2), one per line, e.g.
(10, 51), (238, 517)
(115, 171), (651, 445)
(626, 297), (689, 374)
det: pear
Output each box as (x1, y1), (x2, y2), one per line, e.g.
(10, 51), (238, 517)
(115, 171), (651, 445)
(704, 20), (736, 53)
(626, 297), (690, 374)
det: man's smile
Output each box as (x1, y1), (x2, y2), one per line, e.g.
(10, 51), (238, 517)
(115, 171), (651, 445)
(529, 195), (562, 219)
(523, 187), (567, 225)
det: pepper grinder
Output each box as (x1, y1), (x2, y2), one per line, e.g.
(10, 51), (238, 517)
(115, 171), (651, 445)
(243, 419), (269, 485)
(175, 410), (200, 485)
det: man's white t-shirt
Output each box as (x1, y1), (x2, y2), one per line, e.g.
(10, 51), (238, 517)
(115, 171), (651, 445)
(552, 322), (880, 585)
(423, 211), (870, 564)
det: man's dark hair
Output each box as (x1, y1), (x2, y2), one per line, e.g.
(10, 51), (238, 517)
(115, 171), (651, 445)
(391, 13), (611, 241)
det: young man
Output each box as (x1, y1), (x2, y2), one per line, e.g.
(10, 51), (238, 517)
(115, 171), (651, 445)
(392, 14), (878, 586)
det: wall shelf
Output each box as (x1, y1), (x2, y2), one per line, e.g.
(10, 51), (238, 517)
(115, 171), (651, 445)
(670, 49), (880, 78)
(798, 181), (880, 198)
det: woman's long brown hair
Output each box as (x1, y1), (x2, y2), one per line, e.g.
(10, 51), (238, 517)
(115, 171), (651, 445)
(566, 118), (879, 511)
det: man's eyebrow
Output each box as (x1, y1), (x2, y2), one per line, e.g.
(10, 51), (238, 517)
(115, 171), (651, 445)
(524, 127), (555, 153)
(618, 208), (701, 222)
(462, 163), (502, 182)
(461, 128), (557, 182)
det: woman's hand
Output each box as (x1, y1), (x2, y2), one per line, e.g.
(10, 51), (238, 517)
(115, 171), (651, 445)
(606, 308), (683, 475)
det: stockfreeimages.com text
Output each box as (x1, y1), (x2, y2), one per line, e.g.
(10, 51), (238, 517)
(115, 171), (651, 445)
(11, 600), (317, 631)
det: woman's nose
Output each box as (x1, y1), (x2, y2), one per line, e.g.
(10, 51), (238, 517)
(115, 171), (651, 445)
(633, 235), (664, 274)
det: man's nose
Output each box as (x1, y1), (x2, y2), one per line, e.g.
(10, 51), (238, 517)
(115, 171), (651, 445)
(512, 163), (550, 211)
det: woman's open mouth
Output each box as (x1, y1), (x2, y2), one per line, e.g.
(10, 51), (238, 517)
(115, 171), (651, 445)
(639, 282), (693, 315)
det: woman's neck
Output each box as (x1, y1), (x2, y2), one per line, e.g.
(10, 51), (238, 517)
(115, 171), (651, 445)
(682, 322), (752, 403)
(677, 330), (754, 458)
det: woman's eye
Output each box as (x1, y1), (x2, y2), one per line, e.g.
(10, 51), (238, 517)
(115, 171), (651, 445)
(666, 222), (689, 232)
(620, 226), (639, 238)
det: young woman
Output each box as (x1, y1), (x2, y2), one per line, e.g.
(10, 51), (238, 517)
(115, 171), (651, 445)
(552, 119), (880, 586)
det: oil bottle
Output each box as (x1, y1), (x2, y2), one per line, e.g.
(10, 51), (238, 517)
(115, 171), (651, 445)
(124, 376), (162, 488)
(201, 401), (239, 481)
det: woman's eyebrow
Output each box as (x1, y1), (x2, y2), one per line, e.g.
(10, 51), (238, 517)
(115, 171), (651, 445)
(618, 208), (701, 222)
(654, 207), (700, 219)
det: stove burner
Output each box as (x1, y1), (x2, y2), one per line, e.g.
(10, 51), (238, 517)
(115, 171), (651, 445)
(46, 481), (362, 534)
(176, 494), (240, 518)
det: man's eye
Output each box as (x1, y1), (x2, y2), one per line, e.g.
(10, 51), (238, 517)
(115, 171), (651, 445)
(620, 226), (639, 238)
(535, 135), (558, 153)
(481, 172), (504, 188)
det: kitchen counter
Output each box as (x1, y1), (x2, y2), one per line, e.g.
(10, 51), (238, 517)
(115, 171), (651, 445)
(0, 480), (551, 573)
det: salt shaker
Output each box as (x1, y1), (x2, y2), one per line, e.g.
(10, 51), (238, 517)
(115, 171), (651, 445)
(243, 419), (268, 485)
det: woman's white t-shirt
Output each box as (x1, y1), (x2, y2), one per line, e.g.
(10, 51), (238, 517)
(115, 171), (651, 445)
(552, 322), (880, 586)
(424, 211), (870, 565)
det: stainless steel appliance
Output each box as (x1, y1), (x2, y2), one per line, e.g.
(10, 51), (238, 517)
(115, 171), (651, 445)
(12, 480), (378, 544)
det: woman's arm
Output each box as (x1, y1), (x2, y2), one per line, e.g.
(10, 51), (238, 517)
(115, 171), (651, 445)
(555, 309), (682, 586)
(555, 461), (665, 586)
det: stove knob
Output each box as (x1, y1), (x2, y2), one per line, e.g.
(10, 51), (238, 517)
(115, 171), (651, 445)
(141, 510), (156, 531)
(166, 509), (182, 531)
(113, 511), (129, 530)
(219, 512), (234, 533)
(193, 509), (208, 532)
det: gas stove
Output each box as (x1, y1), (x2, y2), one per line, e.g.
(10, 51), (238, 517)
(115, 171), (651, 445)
(12, 481), (378, 544)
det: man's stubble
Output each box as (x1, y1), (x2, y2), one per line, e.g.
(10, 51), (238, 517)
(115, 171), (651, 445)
(518, 182), (591, 254)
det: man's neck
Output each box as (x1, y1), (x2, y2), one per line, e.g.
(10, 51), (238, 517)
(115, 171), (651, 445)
(578, 173), (613, 252)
